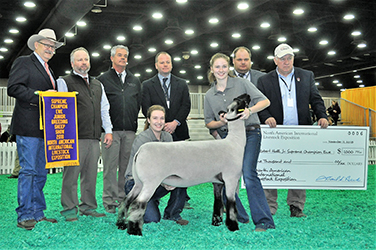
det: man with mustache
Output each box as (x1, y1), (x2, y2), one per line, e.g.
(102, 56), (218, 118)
(8, 28), (63, 230)
(57, 47), (113, 222)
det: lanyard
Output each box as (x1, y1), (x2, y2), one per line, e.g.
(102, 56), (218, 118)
(279, 74), (295, 93)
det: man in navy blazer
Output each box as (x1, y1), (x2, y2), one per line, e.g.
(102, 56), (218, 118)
(141, 52), (191, 141)
(257, 43), (328, 218)
(7, 28), (63, 230)
(232, 46), (265, 87)
(141, 51), (192, 221)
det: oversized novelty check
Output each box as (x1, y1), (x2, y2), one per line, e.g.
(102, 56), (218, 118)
(256, 125), (369, 190)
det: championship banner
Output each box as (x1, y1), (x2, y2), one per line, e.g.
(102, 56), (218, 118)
(39, 91), (79, 168)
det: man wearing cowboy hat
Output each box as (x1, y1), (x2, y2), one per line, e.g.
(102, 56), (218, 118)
(7, 28), (63, 230)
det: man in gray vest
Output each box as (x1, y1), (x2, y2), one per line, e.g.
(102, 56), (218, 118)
(57, 47), (113, 222)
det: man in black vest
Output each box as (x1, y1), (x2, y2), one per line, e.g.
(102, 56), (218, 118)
(97, 45), (141, 214)
(57, 47), (113, 222)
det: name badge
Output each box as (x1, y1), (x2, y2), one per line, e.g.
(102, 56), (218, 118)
(287, 97), (294, 107)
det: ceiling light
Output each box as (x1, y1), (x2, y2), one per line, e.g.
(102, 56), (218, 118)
(146, 69), (153, 73)
(319, 40), (328, 45)
(65, 70), (70, 74)
(343, 14), (355, 20)
(76, 21), (87, 27)
(182, 51), (190, 60)
(91, 6), (102, 13)
(0, 48), (8, 52)
(165, 39), (173, 44)
(267, 55), (274, 60)
(9, 29), (19, 34)
(351, 31), (361, 36)
(277, 37), (286, 42)
(293, 9), (304, 15)
(210, 42), (219, 47)
(354, 75), (360, 78)
(336, 83), (342, 87)
(308, 27), (317, 32)
(252, 45), (260, 50)
(194, 65), (201, 69)
(134, 55), (142, 59)
(357, 80), (363, 83)
(174, 57), (181, 61)
(357, 42), (367, 48)
(16, 17), (27, 22)
(148, 47), (156, 52)
(315, 82), (319, 86)
(209, 18), (219, 24)
(179, 70), (186, 74)
(232, 33), (241, 38)
(4, 39), (13, 43)
(0, 55), (4, 59)
(134, 73), (141, 77)
(359, 84), (365, 88)
(237, 3), (249, 10)
(117, 36), (126, 41)
(92, 52), (100, 57)
(103, 45), (111, 49)
(185, 29), (194, 35)
(133, 25), (142, 31)
(176, 0), (187, 3)
(197, 76), (203, 80)
(152, 12), (163, 19)
(293, 48), (300, 53)
(333, 80), (339, 83)
(65, 32), (75, 37)
(260, 22), (270, 28)
(328, 51), (336, 55)
(24, 2), (36, 8)
(191, 50), (198, 55)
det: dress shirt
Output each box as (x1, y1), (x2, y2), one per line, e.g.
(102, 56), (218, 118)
(57, 71), (113, 134)
(276, 67), (298, 125)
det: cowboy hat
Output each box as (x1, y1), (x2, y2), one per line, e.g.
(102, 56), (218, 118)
(27, 28), (64, 51)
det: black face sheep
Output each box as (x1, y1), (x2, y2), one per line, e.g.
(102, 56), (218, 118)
(116, 94), (251, 236)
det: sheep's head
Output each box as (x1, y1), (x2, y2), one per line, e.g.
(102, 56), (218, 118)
(219, 94), (251, 121)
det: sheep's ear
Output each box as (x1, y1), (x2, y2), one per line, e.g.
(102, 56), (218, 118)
(218, 110), (226, 116)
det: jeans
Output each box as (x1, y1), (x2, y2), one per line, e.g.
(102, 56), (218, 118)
(242, 129), (275, 229)
(124, 179), (185, 223)
(16, 136), (48, 222)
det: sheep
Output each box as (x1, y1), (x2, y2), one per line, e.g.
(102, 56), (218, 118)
(116, 94), (250, 236)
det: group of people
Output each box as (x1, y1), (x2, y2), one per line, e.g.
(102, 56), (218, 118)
(8, 28), (329, 232)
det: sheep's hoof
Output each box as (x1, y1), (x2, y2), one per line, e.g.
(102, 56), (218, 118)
(226, 220), (239, 232)
(212, 215), (223, 226)
(116, 220), (127, 230)
(127, 221), (143, 236)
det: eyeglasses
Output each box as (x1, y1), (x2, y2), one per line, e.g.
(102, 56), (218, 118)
(38, 41), (57, 50)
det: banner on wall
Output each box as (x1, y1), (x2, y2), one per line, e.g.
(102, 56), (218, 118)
(39, 91), (79, 169)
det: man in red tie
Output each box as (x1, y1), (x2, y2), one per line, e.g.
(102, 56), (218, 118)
(7, 28), (63, 230)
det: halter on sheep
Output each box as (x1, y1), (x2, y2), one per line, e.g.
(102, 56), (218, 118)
(116, 94), (251, 236)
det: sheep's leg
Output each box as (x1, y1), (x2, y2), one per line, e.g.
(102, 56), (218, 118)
(126, 184), (159, 236)
(116, 182), (141, 230)
(212, 183), (224, 226)
(127, 201), (147, 236)
(224, 184), (239, 231)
